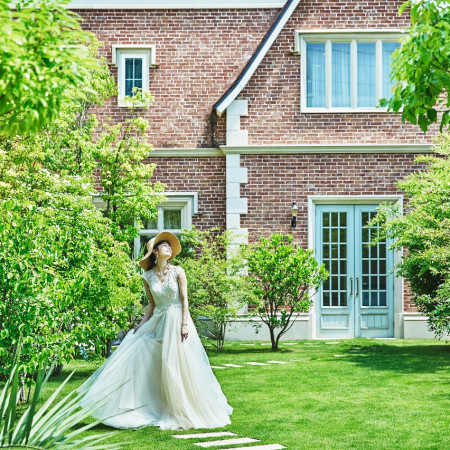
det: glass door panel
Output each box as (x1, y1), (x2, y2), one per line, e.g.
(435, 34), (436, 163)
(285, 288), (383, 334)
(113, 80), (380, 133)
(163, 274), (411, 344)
(361, 211), (387, 307)
(355, 205), (394, 337)
(321, 211), (348, 307)
(316, 204), (394, 338)
(316, 205), (355, 338)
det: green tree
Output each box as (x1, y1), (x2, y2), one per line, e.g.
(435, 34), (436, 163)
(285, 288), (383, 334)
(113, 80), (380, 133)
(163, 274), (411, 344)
(0, 0), (101, 136)
(246, 234), (328, 350)
(371, 135), (450, 338)
(37, 36), (117, 178)
(380, 0), (450, 132)
(94, 89), (165, 244)
(177, 228), (248, 352)
(0, 35), (157, 385)
(0, 158), (142, 390)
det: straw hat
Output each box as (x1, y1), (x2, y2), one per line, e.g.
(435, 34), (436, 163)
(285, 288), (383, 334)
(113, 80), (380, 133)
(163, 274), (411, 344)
(137, 231), (182, 271)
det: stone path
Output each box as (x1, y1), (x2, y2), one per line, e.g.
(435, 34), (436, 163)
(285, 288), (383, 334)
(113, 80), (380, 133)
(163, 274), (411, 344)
(172, 431), (286, 449)
(196, 437), (259, 447)
(173, 432), (236, 439)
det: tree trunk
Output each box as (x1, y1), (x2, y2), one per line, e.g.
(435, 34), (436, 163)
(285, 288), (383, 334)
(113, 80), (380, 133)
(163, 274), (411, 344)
(52, 364), (64, 377)
(217, 321), (226, 352)
(102, 339), (112, 358)
(269, 326), (278, 351)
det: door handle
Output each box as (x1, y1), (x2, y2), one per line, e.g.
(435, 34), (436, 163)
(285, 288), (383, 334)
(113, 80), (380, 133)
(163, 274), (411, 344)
(356, 276), (360, 297)
(350, 277), (353, 296)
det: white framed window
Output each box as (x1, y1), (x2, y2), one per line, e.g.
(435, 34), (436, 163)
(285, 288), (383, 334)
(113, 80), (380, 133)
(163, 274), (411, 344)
(297, 31), (401, 112)
(134, 192), (198, 260)
(112, 46), (156, 106)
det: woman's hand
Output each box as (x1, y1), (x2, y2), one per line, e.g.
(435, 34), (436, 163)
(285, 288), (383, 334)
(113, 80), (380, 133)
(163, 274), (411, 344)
(181, 324), (188, 342)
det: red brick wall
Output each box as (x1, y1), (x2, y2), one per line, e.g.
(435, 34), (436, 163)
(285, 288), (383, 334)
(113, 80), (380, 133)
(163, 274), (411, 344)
(403, 288), (416, 312)
(240, 152), (424, 312)
(77, 2), (430, 315)
(227, 0), (437, 146)
(147, 157), (227, 230)
(77, 8), (277, 148)
(240, 152), (424, 242)
(76, 1), (439, 148)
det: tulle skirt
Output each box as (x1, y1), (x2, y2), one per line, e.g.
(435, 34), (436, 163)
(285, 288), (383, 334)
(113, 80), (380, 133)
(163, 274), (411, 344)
(76, 303), (232, 430)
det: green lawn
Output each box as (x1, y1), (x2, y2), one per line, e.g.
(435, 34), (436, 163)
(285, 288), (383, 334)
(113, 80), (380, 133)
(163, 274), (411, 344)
(30, 340), (450, 449)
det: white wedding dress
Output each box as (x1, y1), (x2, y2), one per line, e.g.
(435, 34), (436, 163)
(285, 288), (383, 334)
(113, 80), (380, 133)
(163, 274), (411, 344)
(76, 265), (232, 430)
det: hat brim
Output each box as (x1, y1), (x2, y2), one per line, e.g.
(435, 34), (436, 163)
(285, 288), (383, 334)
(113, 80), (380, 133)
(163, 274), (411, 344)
(137, 231), (182, 271)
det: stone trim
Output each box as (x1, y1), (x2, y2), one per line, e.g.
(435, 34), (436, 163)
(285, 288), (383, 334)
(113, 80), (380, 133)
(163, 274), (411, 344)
(68, 0), (285, 9)
(147, 148), (223, 157)
(147, 144), (431, 157)
(221, 144), (432, 154)
(226, 100), (248, 146)
(293, 28), (405, 55)
(111, 45), (156, 67)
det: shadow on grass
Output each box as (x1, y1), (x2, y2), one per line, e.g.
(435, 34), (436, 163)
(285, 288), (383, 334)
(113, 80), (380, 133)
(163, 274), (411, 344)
(206, 347), (294, 355)
(70, 421), (118, 432)
(340, 342), (450, 374)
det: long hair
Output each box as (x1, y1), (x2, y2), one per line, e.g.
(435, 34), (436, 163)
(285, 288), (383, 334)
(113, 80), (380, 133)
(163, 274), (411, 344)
(148, 240), (171, 270)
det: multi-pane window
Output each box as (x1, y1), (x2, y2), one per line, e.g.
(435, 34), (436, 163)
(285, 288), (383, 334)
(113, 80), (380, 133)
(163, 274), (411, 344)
(124, 58), (143, 97)
(138, 208), (183, 259)
(134, 193), (198, 261)
(361, 211), (388, 307)
(321, 212), (348, 308)
(300, 33), (401, 111)
(115, 48), (153, 106)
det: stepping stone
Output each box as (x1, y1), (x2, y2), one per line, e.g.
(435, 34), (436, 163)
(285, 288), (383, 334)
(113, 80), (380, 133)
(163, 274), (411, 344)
(261, 343), (272, 345)
(173, 432), (237, 439)
(210, 366), (226, 369)
(283, 342), (296, 345)
(195, 437), (259, 447)
(223, 364), (243, 368)
(333, 355), (347, 358)
(222, 445), (286, 450)
(242, 343), (256, 346)
(325, 341), (339, 345)
(267, 360), (288, 364)
(246, 362), (269, 366)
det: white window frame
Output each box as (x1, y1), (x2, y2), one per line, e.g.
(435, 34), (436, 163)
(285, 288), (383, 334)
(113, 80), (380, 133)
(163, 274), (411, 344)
(296, 30), (403, 113)
(113, 46), (156, 107)
(134, 192), (198, 260)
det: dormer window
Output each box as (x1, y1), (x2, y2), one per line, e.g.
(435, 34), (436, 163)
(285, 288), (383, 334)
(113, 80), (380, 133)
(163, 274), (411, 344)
(297, 31), (401, 112)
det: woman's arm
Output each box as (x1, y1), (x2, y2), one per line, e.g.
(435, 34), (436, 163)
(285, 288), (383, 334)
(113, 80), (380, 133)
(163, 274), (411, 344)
(177, 267), (189, 342)
(133, 279), (156, 334)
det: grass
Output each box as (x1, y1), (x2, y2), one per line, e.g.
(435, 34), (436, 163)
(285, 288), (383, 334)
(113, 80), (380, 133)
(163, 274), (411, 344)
(15, 339), (450, 449)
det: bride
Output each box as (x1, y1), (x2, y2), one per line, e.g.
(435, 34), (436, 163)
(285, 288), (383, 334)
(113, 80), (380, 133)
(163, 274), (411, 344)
(76, 231), (232, 430)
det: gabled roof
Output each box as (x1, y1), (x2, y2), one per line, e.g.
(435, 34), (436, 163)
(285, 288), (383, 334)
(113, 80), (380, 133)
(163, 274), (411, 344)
(214, 0), (300, 116)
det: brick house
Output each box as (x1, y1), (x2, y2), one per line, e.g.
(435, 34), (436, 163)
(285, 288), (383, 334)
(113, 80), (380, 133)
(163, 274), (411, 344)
(68, 0), (438, 340)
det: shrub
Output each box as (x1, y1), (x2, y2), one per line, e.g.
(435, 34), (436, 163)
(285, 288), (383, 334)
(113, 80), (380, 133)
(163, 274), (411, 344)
(246, 234), (328, 350)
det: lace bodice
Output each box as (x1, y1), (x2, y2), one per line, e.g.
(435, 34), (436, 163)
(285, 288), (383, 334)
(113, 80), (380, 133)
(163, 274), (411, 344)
(143, 265), (182, 313)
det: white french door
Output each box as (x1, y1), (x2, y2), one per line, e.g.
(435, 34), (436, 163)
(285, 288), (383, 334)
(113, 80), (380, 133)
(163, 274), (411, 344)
(315, 205), (394, 338)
